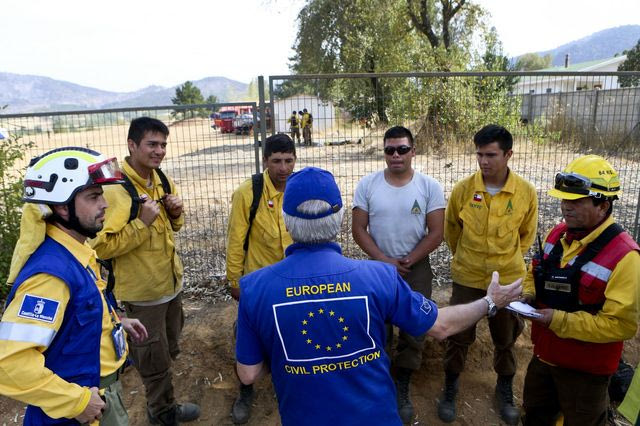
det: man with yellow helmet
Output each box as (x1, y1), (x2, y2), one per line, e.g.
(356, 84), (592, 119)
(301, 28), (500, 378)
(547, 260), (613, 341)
(521, 155), (640, 425)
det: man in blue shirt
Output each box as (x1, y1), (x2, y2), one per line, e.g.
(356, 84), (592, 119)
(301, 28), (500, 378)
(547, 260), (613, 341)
(235, 167), (523, 425)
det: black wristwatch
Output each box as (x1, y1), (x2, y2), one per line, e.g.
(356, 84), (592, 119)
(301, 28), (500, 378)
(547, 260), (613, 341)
(483, 295), (497, 318)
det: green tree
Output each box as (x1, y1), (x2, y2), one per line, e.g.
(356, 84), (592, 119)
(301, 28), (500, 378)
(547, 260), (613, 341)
(205, 94), (219, 113)
(406, 0), (485, 68)
(172, 81), (206, 119)
(472, 27), (521, 128)
(618, 39), (640, 87)
(172, 81), (205, 105)
(515, 53), (553, 71)
(0, 130), (34, 301)
(290, 0), (487, 122)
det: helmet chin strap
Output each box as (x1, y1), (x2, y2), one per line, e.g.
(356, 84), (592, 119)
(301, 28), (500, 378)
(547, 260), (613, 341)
(50, 199), (98, 239)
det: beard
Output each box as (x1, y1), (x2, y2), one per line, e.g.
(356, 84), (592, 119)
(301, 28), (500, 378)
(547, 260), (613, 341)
(75, 218), (104, 239)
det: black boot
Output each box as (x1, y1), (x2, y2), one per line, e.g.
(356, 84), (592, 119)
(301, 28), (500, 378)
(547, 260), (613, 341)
(148, 403), (200, 424)
(152, 406), (178, 426)
(231, 383), (254, 424)
(495, 375), (520, 425)
(396, 368), (414, 424)
(437, 373), (459, 423)
(176, 403), (200, 422)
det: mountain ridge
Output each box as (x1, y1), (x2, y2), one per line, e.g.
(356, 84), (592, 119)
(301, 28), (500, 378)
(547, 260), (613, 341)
(529, 24), (640, 67)
(0, 73), (249, 114)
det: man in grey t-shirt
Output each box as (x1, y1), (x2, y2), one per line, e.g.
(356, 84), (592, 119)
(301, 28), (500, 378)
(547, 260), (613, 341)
(352, 126), (446, 424)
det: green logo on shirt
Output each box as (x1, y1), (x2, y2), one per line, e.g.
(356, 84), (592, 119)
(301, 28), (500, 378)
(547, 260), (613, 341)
(411, 200), (422, 214)
(506, 199), (514, 214)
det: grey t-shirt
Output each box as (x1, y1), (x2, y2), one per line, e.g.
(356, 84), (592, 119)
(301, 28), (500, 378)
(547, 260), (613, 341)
(353, 170), (446, 258)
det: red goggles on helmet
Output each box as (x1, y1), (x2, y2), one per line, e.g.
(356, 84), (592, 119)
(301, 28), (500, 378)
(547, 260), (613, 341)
(88, 157), (124, 184)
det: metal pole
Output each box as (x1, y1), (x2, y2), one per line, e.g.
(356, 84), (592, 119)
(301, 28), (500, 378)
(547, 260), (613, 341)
(258, 76), (267, 173)
(591, 89), (600, 146)
(251, 106), (260, 175)
(269, 77), (275, 134)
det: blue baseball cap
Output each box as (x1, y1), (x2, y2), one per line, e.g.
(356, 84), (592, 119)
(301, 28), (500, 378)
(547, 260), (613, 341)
(283, 167), (343, 219)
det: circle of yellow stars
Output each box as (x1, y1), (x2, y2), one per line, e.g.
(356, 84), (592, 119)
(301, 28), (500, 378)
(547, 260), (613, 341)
(300, 307), (349, 352)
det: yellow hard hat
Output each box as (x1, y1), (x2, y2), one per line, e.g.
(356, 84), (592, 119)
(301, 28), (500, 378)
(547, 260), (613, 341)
(548, 155), (621, 200)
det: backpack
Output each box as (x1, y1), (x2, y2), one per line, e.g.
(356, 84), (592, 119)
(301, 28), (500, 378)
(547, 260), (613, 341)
(307, 113), (313, 124)
(243, 173), (264, 251)
(121, 168), (172, 223)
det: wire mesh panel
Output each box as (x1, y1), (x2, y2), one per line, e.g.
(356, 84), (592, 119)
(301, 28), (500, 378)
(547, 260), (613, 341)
(268, 72), (640, 278)
(0, 103), (260, 288)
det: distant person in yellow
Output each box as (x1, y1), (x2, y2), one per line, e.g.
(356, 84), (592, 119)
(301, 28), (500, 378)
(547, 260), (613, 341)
(521, 155), (639, 426)
(438, 124), (538, 425)
(301, 108), (313, 146)
(0, 147), (147, 425)
(91, 117), (200, 425)
(226, 133), (296, 424)
(288, 111), (301, 145)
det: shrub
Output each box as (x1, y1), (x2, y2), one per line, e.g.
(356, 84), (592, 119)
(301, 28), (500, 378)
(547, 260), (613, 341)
(0, 134), (34, 302)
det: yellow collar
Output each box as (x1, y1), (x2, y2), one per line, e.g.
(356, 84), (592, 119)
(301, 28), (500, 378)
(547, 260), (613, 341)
(123, 157), (158, 189)
(46, 224), (94, 268)
(473, 168), (515, 194)
(263, 170), (284, 198)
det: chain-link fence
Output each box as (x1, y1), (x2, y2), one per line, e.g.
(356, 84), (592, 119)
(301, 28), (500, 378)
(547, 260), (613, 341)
(0, 103), (261, 287)
(268, 72), (640, 270)
(2, 72), (639, 289)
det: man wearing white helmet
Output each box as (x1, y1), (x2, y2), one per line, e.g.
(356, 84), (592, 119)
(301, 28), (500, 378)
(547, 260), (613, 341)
(0, 147), (148, 425)
(521, 155), (640, 425)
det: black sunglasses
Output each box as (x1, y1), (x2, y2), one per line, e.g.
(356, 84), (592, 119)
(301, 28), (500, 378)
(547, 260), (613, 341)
(383, 145), (412, 155)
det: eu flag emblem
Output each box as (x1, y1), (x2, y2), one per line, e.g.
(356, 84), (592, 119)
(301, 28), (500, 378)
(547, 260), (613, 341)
(273, 296), (376, 362)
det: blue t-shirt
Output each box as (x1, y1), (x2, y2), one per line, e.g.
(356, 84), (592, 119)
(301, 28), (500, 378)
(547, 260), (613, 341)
(236, 242), (438, 426)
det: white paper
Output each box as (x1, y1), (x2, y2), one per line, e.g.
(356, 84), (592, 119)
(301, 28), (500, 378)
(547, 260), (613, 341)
(506, 301), (543, 318)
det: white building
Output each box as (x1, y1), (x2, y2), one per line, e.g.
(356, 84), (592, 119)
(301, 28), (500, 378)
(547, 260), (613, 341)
(272, 94), (336, 137)
(515, 55), (628, 95)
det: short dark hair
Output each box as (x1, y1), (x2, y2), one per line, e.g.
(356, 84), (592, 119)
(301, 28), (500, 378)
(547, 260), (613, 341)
(473, 124), (513, 152)
(383, 126), (414, 146)
(592, 196), (614, 216)
(128, 117), (169, 145)
(264, 133), (296, 158)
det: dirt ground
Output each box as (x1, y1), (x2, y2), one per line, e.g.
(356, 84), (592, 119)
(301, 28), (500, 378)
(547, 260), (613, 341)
(2, 283), (639, 426)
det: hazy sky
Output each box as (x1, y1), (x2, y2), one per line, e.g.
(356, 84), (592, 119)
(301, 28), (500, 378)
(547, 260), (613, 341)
(2, 0), (638, 92)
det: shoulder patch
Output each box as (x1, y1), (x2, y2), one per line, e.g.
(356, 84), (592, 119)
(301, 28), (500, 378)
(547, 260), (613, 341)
(420, 297), (432, 315)
(18, 294), (60, 324)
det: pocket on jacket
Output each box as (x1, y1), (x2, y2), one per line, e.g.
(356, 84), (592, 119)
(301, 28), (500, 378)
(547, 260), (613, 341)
(495, 219), (520, 254)
(148, 220), (167, 252)
(578, 272), (607, 306)
(61, 310), (100, 355)
(458, 208), (486, 249)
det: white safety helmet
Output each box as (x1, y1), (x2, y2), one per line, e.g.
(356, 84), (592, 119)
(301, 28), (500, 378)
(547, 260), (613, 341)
(23, 147), (123, 205)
